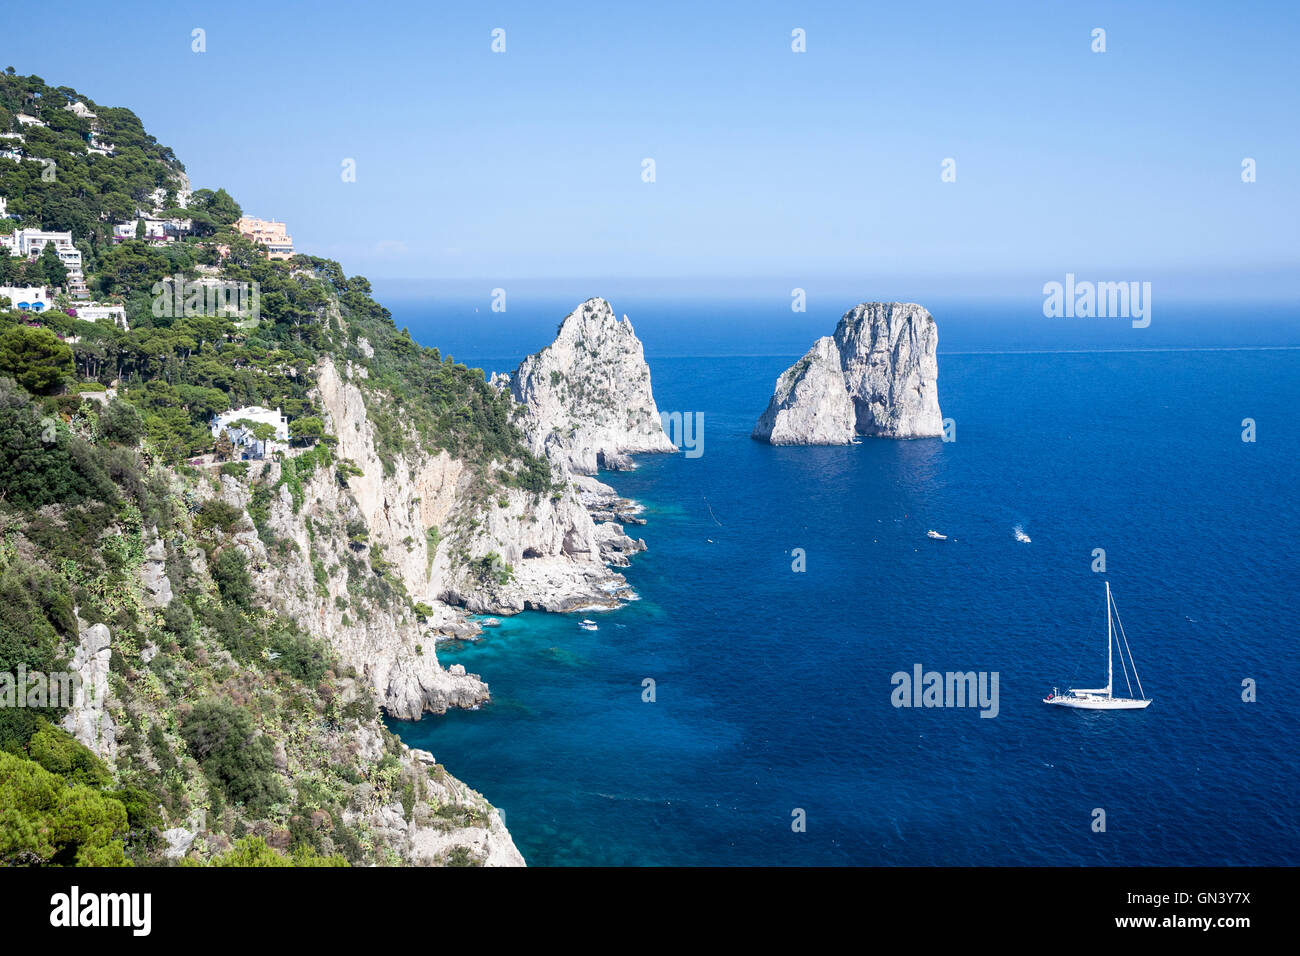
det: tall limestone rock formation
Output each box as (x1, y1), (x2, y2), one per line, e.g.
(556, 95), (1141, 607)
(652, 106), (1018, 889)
(511, 298), (676, 474)
(751, 336), (857, 445)
(753, 302), (942, 444)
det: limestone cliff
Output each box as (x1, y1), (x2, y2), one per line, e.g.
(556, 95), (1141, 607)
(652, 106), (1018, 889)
(49, 293), (673, 869)
(49, 463), (526, 867)
(751, 336), (857, 445)
(511, 298), (676, 474)
(753, 302), (943, 443)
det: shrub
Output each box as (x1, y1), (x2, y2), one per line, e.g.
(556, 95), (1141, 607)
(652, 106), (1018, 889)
(265, 628), (329, 685)
(0, 326), (73, 395)
(27, 721), (113, 789)
(0, 379), (119, 510)
(180, 700), (283, 811)
(100, 399), (145, 446)
(212, 548), (253, 607)
(204, 835), (347, 867)
(0, 561), (75, 748)
(161, 596), (194, 640)
(0, 752), (128, 866)
(195, 499), (244, 535)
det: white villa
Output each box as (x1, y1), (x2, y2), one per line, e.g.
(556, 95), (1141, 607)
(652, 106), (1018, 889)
(211, 406), (291, 460)
(113, 217), (191, 243)
(0, 287), (128, 327)
(72, 302), (129, 329)
(2, 229), (88, 298)
(0, 285), (53, 311)
(64, 101), (97, 120)
(15, 113), (45, 128)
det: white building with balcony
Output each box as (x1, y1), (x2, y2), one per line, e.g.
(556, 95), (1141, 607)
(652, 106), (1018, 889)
(71, 302), (129, 329)
(10, 229), (88, 298)
(0, 285), (54, 312)
(211, 406), (291, 460)
(113, 217), (191, 243)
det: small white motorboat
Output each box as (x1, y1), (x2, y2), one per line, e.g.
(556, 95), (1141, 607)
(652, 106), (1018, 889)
(480, 618), (501, 628)
(926, 530), (947, 540)
(578, 619), (598, 631)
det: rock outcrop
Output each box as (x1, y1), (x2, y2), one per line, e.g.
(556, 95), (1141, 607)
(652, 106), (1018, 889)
(751, 336), (857, 445)
(61, 620), (117, 764)
(753, 302), (942, 443)
(140, 533), (173, 608)
(511, 298), (675, 474)
(342, 726), (525, 867)
(115, 298), (675, 866)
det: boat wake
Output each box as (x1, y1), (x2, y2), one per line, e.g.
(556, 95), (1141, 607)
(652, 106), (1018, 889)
(1013, 524), (1031, 543)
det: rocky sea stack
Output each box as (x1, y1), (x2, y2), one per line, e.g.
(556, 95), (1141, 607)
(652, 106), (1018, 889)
(511, 298), (676, 473)
(753, 302), (943, 444)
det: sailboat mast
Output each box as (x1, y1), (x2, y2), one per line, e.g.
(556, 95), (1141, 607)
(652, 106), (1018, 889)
(1105, 581), (1113, 698)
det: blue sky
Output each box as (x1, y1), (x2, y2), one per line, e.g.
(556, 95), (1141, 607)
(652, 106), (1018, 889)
(6, 0), (1298, 296)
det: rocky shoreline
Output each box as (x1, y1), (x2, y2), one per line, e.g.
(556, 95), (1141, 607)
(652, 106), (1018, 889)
(305, 297), (672, 860)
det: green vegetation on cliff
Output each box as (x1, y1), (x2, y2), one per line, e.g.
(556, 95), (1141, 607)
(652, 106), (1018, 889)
(0, 73), (524, 866)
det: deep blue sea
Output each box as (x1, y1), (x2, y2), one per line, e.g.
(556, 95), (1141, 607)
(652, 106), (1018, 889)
(384, 291), (1300, 866)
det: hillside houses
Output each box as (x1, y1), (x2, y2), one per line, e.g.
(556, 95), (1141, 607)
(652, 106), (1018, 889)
(0, 285), (53, 311)
(211, 406), (291, 460)
(70, 302), (128, 328)
(112, 216), (192, 244)
(235, 216), (294, 260)
(0, 284), (129, 330)
(0, 228), (88, 297)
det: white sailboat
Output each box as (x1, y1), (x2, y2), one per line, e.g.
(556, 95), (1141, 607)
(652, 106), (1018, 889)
(1044, 582), (1152, 710)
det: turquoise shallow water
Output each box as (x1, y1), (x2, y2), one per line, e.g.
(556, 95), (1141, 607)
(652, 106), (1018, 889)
(387, 345), (1300, 866)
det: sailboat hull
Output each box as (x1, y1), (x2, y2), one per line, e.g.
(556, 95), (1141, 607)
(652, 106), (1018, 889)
(1044, 584), (1151, 711)
(1044, 695), (1151, 710)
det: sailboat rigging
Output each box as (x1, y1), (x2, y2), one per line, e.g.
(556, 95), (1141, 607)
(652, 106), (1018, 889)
(1044, 582), (1152, 710)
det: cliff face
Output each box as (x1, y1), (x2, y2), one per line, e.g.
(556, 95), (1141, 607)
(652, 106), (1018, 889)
(51, 464), (526, 867)
(753, 302), (943, 443)
(317, 355), (640, 616)
(52, 294), (672, 869)
(751, 336), (857, 445)
(511, 298), (676, 474)
(237, 299), (675, 862)
(834, 303), (942, 438)
(209, 354), (640, 719)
